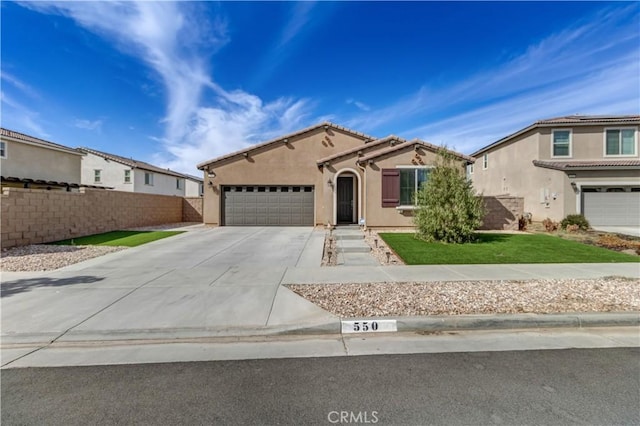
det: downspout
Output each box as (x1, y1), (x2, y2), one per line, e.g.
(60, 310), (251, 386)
(357, 160), (367, 230)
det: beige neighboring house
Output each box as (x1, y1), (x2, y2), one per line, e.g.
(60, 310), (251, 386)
(78, 147), (191, 197)
(470, 115), (640, 227)
(197, 122), (473, 227)
(183, 174), (204, 197)
(0, 127), (92, 191)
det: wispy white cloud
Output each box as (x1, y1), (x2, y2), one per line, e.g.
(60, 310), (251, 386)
(74, 118), (103, 131)
(347, 4), (640, 153)
(0, 79), (49, 137)
(346, 98), (371, 112)
(22, 1), (315, 174)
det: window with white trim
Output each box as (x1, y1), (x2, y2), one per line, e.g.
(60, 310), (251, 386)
(176, 178), (183, 190)
(94, 169), (101, 183)
(605, 128), (636, 156)
(0, 141), (6, 158)
(467, 163), (474, 175)
(482, 154), (488, 169)
(400, 168), (430, 205)
(552, 130), (571, 157)
(124, 170), (131, 183)
(144, 172), (154, 185)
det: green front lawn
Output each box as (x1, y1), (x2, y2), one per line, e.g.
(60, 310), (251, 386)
(50, 230), (184, 247)
(379, 233), (640, 264)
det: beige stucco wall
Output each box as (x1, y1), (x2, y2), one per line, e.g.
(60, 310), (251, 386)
(362, 146), (468, 228)
(201, 127), (368, 225)
(538, 125), (640, 160)
(81, 152), (134, 191)
(472, 131), (568, 221)
(1, 139), (82, 183)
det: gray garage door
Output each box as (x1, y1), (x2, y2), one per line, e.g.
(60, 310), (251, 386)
(583, 191), (640, 226)
(222, 186), (314, 226)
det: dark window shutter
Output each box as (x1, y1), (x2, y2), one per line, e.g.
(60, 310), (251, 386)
(381, 169), (400, 207)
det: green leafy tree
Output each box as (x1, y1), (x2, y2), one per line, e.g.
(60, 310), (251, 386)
(414, 149), (484, 243)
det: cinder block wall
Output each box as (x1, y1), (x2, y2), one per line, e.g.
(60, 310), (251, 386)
(182, 197), (203, 222)
(1, 188), (183, 248)
(480, 196), (524, 230)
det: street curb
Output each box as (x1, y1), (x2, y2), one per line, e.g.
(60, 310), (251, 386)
(2, 313), (637, 346)
(353, 312), (640, 334)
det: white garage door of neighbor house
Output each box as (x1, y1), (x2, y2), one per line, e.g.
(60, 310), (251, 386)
(222, 186), (314, 226)
(583, 191), (640, 227)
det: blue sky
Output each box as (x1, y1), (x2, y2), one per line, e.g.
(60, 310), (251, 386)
(2, 1), (639, 174)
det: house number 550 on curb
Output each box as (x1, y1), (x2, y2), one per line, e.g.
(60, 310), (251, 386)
(342, 319), (397, 334)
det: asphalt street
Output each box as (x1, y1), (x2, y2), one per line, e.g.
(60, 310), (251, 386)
(2, 347), (639, 425)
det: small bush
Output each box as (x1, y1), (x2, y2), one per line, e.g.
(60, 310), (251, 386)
(560, 214), (590, 231)
(565, 224), (580, 233)
(543, 218), (558, 232)
(518, 215), (528, 231)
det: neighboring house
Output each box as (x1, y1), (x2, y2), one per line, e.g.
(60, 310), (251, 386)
(78, 148), (189, 196)
(470, 115), (640, 227)
(0, 127), (90, 191)
(197, 122), (473, 227)
(183, 173), (204, 197)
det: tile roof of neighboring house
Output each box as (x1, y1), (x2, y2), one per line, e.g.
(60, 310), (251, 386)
(471, 115), (640, 157)
(78, 147), (188, 179)
(358, 139), (475, 163)
(533, 160), (640, 170)
(1, 175), (112, 189)
(182, 173), (204, 183)
(535, 115), (640, 124)
(197, 122), (377, 169)
(316, 135), (407, 165)
(0, 127), (83, 156)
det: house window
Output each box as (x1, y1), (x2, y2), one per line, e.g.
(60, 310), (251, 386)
(381, 168), (431, 207)
(467, 163), (474, 175)
(552, 130), (571, 157)
(176, 178), (182, 190)
(145, 172), (154, 185)
(0, 141), (6, 158)
(124, 170), (131, 183)
(199, 183), (204, 196)
(94, 169), (101, 183)
(482, 154), (488, 169)
(605, 128), (636, 156)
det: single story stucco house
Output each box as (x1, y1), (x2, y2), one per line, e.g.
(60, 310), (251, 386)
(197, 122), (473, 228)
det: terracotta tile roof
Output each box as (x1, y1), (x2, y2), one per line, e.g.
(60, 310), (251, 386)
(471, 115), (640, 157)
(78, 147), (188, 179)
(533, 160), (640, 170)
(1, 175), (112, 189)
(197, 122), (376, 169)
(316, 135), (406, 165)
(536, 115), (640, 124)
(0, 127), (82, 155)
(358, 139), (475, 163)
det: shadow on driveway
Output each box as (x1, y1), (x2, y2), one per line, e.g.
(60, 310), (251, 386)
(0, 276), (105, 298)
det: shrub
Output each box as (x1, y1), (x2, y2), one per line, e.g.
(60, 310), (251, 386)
(414, 149), (485, 243)
(542, 218), (558, 232)
(560, 214), (590, 231)
(565, 224), (580, 233)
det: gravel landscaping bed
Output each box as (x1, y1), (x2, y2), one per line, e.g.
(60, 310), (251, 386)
(1, 245), (126, 272)
(287, 277), (640, 317)
(125, 222), (202, 231)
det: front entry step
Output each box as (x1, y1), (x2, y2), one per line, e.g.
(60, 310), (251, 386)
(332, 227), (379, 266)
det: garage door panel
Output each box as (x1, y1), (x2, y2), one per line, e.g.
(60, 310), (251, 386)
(583, 192), (640, 227)
(223, 186), (314, 226)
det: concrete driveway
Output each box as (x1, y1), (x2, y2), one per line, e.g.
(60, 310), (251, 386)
(1, 227), (333, 349)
